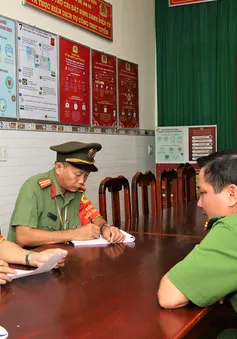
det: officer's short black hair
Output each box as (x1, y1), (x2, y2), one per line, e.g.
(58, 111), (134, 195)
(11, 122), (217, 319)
(197, 150), (237, 193)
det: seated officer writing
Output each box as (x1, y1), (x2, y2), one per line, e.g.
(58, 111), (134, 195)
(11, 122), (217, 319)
(7, 141), (125, 247)
(158, 150), (237, 314)
(0, 235), (67, 285)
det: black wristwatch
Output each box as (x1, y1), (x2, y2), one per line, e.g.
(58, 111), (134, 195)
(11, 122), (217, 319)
(25, 251), (33, 266)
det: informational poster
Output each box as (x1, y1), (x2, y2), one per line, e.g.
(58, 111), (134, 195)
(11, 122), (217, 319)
(60, 38), (90, 125)
(17, 23), (58, 121)
(156, 125), (217, 164)
(92, 50), (117, 127)
(118, 59), (139, 128)
(155, 127), (186, 164)
(24, 0), (113, 41)
(188, 126), (216, 161)
(169, 0), (215, 6)
(0, 16), (17, 118)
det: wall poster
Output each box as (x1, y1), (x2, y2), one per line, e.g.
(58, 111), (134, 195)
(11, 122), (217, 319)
(188, 126), (216, 161)
(155, 125), (217, 164)
(118, 59), (139, 128)
(60, 38), (90, 125)
(0, 16), (17, 118)
(92, 50), (117, 127)
(17, 23), (58, 121)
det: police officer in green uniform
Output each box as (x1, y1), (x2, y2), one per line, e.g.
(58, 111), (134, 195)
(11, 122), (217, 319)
(157, 150), (237, 338)
(7, 141), (125, 247)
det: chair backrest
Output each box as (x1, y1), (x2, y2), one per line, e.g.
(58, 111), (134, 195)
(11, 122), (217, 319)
(157, 169), (178, 210)
(177, 165), (197, 203)
(99, 176), (131, 226)
(131, 170), (157, 219)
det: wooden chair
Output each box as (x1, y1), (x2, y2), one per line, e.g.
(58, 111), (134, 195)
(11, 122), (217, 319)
(177, 165), (197, 204)
(99, 176), (131, 226)
(131, 170), (157, 219)
(157, 169), (178, 210)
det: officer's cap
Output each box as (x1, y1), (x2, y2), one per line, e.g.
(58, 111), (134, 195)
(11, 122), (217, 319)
(50, 141), (102, 172)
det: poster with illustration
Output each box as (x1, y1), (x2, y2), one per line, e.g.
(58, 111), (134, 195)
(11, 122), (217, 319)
(155, 127), (186, 163)
(0, 16), (17, 118)
(118, 59), (139, 128)
(60, 38), (90, 125)
(92, 50), (117, 127)
(156, 125), (217, 164)
(17, 23), (58, 121)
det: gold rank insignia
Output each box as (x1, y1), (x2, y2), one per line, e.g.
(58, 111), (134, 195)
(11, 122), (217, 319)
(37, 178), (52, 189)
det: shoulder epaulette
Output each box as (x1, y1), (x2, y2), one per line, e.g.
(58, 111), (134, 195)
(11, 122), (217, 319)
(37, 178), (52, 189)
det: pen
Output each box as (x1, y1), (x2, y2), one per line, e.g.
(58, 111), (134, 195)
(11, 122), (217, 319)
(89, 217), (112, 239)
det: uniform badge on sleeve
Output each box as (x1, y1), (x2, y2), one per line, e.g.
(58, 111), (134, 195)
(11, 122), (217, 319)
(37, 178), (52, 189)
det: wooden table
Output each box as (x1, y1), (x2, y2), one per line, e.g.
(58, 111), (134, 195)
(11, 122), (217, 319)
(1, 234), (210, 339)
(125, 201), (207, 238)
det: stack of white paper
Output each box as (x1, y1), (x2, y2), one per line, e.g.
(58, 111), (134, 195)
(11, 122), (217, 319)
(71, 230), (135, 247)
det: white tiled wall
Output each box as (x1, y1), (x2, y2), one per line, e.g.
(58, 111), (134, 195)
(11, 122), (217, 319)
(0, 130), (155, 236)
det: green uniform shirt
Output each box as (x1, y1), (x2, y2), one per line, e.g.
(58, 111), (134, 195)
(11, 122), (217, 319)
(8, 169), (83, 243)
(167, 214), (237, 312)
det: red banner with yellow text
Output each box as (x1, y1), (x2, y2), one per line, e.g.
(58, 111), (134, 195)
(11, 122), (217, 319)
(169, 0), (215, 6)
(24, 0), (113, 40)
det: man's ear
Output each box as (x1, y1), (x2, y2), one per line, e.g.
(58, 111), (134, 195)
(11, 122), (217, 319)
(55, 162), (64, 175)
(226, 184), (237, 206)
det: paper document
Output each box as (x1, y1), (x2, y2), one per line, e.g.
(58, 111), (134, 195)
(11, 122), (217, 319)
(8, 253), (64, 280)
(71, 230), (135, 247)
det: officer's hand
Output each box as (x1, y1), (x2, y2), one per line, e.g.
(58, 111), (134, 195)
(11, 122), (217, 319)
(0, 260), (16, 285)
(30, 249), (68, 268)
(101, 226), (125, 243)
(74, 223), (101, 240)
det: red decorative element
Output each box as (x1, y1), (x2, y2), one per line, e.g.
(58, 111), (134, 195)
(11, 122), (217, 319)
(25, 0), (113, 40)
(59, 38), (90, 125)
(204, 220), (209, 230)
(37, 178), (52, 189)
(79, 194), (100, 225)
(92, 50), (117, 127)
(169, 0), (215, 6)
(118, 59), (139, 128)
(50, 185), (57, 199)
(0, 235), (5, 243)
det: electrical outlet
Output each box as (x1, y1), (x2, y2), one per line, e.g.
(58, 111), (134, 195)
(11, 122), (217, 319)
(0, 145), (7, 161)
(148, 145), (153, 155)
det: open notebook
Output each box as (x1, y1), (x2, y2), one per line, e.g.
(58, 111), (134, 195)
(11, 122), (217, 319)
(71, 230), (135, 247)
(8, 253), (65, 280)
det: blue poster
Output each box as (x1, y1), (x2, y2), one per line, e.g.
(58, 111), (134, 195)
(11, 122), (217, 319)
(0, 16), (16, 118)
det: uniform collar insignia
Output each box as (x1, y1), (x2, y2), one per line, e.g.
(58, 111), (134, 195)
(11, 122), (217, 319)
(50, 185), (57, 199)
(204, 217), (224, 231)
